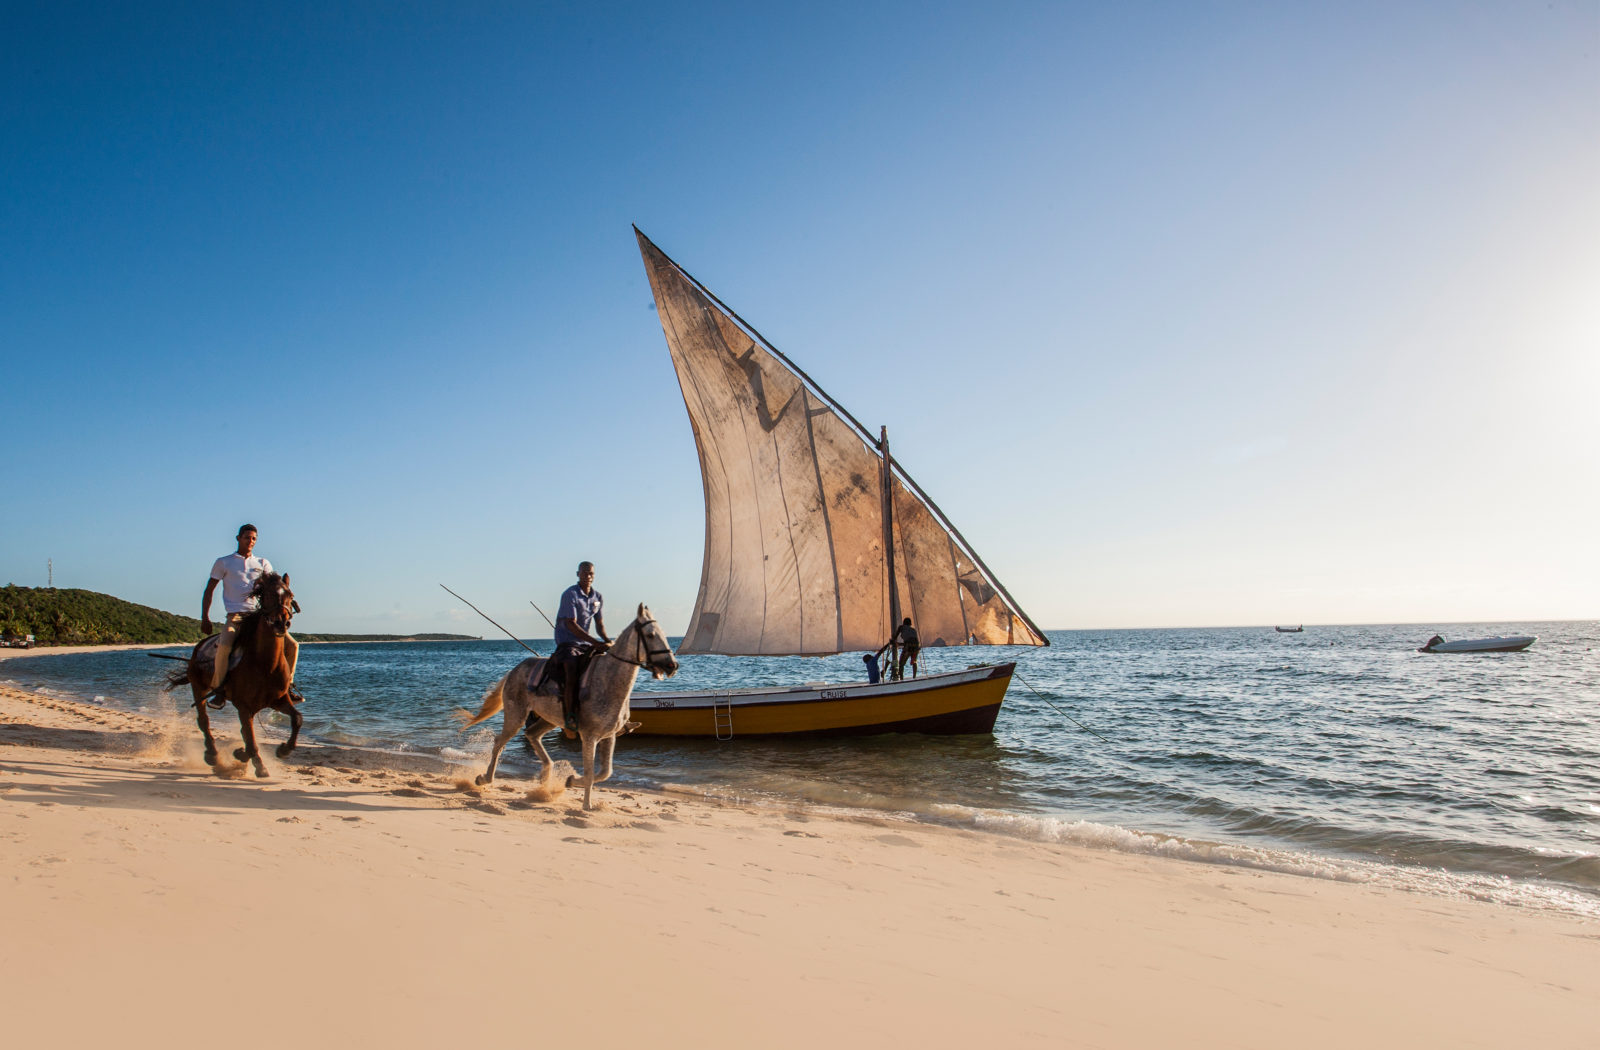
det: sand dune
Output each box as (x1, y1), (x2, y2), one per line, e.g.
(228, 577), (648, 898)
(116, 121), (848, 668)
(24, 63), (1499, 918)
(1, 683), (1594, 1049)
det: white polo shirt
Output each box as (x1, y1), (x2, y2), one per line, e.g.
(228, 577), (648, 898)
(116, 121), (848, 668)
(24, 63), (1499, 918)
(211, 553), (273, 615)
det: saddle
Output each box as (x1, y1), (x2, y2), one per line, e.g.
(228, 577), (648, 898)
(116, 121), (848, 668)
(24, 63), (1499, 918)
(531, 646), (601, 701)
(193, 633), (247, 679)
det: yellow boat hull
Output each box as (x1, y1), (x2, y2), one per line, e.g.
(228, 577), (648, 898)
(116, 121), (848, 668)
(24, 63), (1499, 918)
(628, 663), (1014, 738)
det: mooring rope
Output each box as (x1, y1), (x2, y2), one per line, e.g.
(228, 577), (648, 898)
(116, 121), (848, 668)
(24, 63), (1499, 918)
(1013, 670), (1114, 745)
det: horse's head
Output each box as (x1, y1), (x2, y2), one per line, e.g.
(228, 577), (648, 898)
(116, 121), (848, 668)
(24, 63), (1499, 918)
(631, 603), (678, 680)
(250, 572), (296, 637)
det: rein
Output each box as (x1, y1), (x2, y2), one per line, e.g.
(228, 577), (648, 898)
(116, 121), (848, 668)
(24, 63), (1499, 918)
(601, 618), (675, 671)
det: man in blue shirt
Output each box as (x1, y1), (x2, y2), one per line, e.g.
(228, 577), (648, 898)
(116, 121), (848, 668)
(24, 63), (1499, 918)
(552, 561), (609, 736)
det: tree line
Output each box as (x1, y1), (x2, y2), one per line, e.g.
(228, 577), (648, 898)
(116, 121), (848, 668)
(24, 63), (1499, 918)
(1, 585), (203, 645)
(0, 586), (477, 646)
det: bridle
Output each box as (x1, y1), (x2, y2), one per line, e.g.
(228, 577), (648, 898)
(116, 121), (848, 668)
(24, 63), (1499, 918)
(255, 578), (296, 637)
(602, 616), (676, 672)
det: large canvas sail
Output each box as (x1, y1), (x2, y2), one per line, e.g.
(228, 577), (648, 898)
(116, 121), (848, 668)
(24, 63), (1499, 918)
(638, 229), (1048, 656)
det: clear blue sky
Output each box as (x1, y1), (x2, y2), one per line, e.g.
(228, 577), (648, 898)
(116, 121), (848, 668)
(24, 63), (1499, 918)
(2, 2), (1595, 634)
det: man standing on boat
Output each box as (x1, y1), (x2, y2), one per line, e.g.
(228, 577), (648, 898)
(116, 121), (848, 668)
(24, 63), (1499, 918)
(552, 561), (609, 737)
(874, 617), (921, 680)
(201, 523), (299, 704)
(884, 617), (920, 680)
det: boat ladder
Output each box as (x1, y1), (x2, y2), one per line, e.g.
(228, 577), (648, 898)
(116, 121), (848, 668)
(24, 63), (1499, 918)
(712, 696), (734, 740)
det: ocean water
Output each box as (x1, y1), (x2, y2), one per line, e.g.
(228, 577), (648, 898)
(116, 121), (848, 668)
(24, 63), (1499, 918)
(7, 620), (1597, 917)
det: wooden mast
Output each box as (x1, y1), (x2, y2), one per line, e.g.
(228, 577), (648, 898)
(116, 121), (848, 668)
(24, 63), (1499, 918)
(879, 425), (902, 674)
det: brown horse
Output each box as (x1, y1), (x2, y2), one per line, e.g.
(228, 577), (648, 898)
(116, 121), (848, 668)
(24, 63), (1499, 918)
(166, 572), (303, 778)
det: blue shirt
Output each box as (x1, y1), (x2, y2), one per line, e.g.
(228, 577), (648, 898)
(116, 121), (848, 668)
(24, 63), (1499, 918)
(554, 584), (603, 646)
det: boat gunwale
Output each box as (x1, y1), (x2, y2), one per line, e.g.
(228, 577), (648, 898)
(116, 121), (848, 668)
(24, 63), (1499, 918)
(632, 661), (1014, 705)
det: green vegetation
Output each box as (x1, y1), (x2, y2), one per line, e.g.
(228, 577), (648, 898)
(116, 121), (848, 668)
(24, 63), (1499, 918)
(0, 585), (480, 646)
(0, 585), (204, 645)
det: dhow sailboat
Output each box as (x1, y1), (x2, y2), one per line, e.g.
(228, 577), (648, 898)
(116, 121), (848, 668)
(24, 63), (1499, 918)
(629, 229), (1047, 738)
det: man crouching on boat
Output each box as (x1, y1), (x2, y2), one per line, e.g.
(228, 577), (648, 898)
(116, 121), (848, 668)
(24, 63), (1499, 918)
(551, 561), (610, 738)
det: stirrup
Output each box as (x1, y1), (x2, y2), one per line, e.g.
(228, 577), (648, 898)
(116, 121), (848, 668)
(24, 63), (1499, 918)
(205, 688), (228, 710)
(561, 692), (578, 737)
(288, 684), (306, 704)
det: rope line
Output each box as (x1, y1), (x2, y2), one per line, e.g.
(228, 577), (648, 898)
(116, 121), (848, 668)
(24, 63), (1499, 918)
(1014, 670), (1115, 745)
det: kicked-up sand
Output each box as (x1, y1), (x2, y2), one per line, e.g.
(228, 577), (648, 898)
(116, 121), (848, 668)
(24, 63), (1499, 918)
(1, 681), (1595, 1049)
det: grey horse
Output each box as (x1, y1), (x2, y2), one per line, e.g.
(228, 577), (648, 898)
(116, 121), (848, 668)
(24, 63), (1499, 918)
(459, 604), (678, 809)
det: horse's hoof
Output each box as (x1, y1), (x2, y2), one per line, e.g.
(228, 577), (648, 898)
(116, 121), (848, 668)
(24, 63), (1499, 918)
(276, 743), (294, 758)
(254, 767), (270, 779)
(474, 774), (490, 786)
(233, 748), (249, 762)
(565, 774), (577, 788)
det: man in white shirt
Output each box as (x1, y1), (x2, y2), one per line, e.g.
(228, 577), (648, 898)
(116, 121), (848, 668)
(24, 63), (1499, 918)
(200, 523), (299, 698)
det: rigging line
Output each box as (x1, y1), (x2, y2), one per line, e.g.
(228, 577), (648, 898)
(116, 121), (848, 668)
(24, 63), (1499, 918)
(439, 584), (541, 657)
(527, 601), (555, 630)
(636, 227), (881, 451)
(885, 461), (1050, 647)
(1013, 670), (1114, 745)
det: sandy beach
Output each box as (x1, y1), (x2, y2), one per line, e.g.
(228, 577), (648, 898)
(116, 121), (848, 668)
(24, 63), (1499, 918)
(1, 682), (1594, 1050)
(0, 641), (192, 661)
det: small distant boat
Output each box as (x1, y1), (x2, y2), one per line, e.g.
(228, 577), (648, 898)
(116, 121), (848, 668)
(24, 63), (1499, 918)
(1275, 625), (1303, 633)
(1417, 635), (1537, 654)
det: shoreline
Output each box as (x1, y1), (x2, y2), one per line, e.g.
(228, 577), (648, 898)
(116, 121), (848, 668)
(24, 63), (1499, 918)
(7, 645), (1598, 921)
(3, 681), (1596, 1047)
(0, 641), (189, 661)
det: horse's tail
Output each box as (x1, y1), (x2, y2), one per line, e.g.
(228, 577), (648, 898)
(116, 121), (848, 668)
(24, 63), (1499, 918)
(163, 666), (191, 692)
(456, 675), (507, 729)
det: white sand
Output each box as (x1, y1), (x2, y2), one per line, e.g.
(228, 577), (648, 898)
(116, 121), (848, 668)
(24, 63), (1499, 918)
(1, 683), (1595, 1049)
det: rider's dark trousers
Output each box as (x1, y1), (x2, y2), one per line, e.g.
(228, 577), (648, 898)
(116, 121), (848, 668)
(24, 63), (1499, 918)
(552, 642), (586, 726)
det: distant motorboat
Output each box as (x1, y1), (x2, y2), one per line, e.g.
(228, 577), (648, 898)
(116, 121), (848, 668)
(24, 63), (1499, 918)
(1275, 625), (1303, 633)
(1418, 635), (1537, 654)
